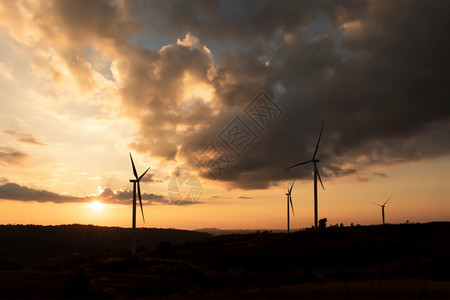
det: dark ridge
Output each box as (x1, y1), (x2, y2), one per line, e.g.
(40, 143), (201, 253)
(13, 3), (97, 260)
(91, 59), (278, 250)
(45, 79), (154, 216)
(0, 222), (448, 298)
(0, 224), (211, 269)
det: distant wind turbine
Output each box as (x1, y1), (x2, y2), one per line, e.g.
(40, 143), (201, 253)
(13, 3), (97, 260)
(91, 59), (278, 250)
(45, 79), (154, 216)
(286, 180), (295, 233)
(286, 122), (325, 230)
(129, 153), (150, 256)
(372, 196), (391, 225)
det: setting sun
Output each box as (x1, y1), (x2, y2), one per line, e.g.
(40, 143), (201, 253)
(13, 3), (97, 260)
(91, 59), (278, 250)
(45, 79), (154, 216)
(89, 201), (104, 212)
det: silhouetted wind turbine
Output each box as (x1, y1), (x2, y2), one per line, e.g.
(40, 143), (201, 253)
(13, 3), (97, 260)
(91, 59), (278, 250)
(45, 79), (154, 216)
(286, 122), (325, 230)
(129, 153), (150, 256)
(372, 196), (391, 225)
(286, 180), (295, 233)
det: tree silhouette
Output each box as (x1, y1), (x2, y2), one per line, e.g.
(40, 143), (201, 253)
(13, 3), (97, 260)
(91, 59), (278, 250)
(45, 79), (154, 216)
(319, 218), (327, 231)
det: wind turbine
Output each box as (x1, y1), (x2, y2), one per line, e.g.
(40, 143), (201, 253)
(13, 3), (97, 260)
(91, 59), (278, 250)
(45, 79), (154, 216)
(129, 153), (150, 256)
(372, 196), (391, 225)
(286, 122), (325, 230)
(286, 180), (295, 233)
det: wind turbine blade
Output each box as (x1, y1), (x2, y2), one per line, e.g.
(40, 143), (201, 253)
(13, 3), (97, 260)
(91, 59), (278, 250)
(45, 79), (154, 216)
(289, 195), (295, 216)
(289, 180), (296, 193)
(371, 202), (382, 207)
(312, 122), (324, 160)
(316, 166), (325, 191)
(383, 196), (391, 206)
(286, 160), (312, 170)
(129, 153), (138, 179)
(137, 182), (145, 223)
(139, 167), (150, 181)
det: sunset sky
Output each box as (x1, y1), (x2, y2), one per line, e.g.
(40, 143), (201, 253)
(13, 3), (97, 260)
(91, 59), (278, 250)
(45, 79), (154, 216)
(0, 0), (448, 230)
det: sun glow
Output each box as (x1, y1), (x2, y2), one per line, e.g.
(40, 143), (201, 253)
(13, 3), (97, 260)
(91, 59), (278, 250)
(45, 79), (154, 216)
(89, 200), (104, 212)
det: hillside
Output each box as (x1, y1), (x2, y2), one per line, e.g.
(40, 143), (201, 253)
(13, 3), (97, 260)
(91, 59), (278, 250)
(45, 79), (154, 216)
(0, 224), (211, 269)
(0, 222), (448, 298)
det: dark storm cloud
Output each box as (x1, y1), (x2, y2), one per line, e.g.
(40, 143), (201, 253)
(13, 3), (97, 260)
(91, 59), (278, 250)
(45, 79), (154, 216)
(98, 187), (166, 205)
(157, 0), (449, 188)
(0, 182), (81, 203)
(120, 0), (450, 189)
(0, 182), (169, 205)
(127, 0), (326, 42)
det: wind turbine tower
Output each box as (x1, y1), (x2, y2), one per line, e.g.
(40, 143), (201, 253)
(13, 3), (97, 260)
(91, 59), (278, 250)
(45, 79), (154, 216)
(129, 153), (150, 256)
(286, 122), (325, 230)
(286, 180), (295, 233)
(372, 196), (391, 225)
